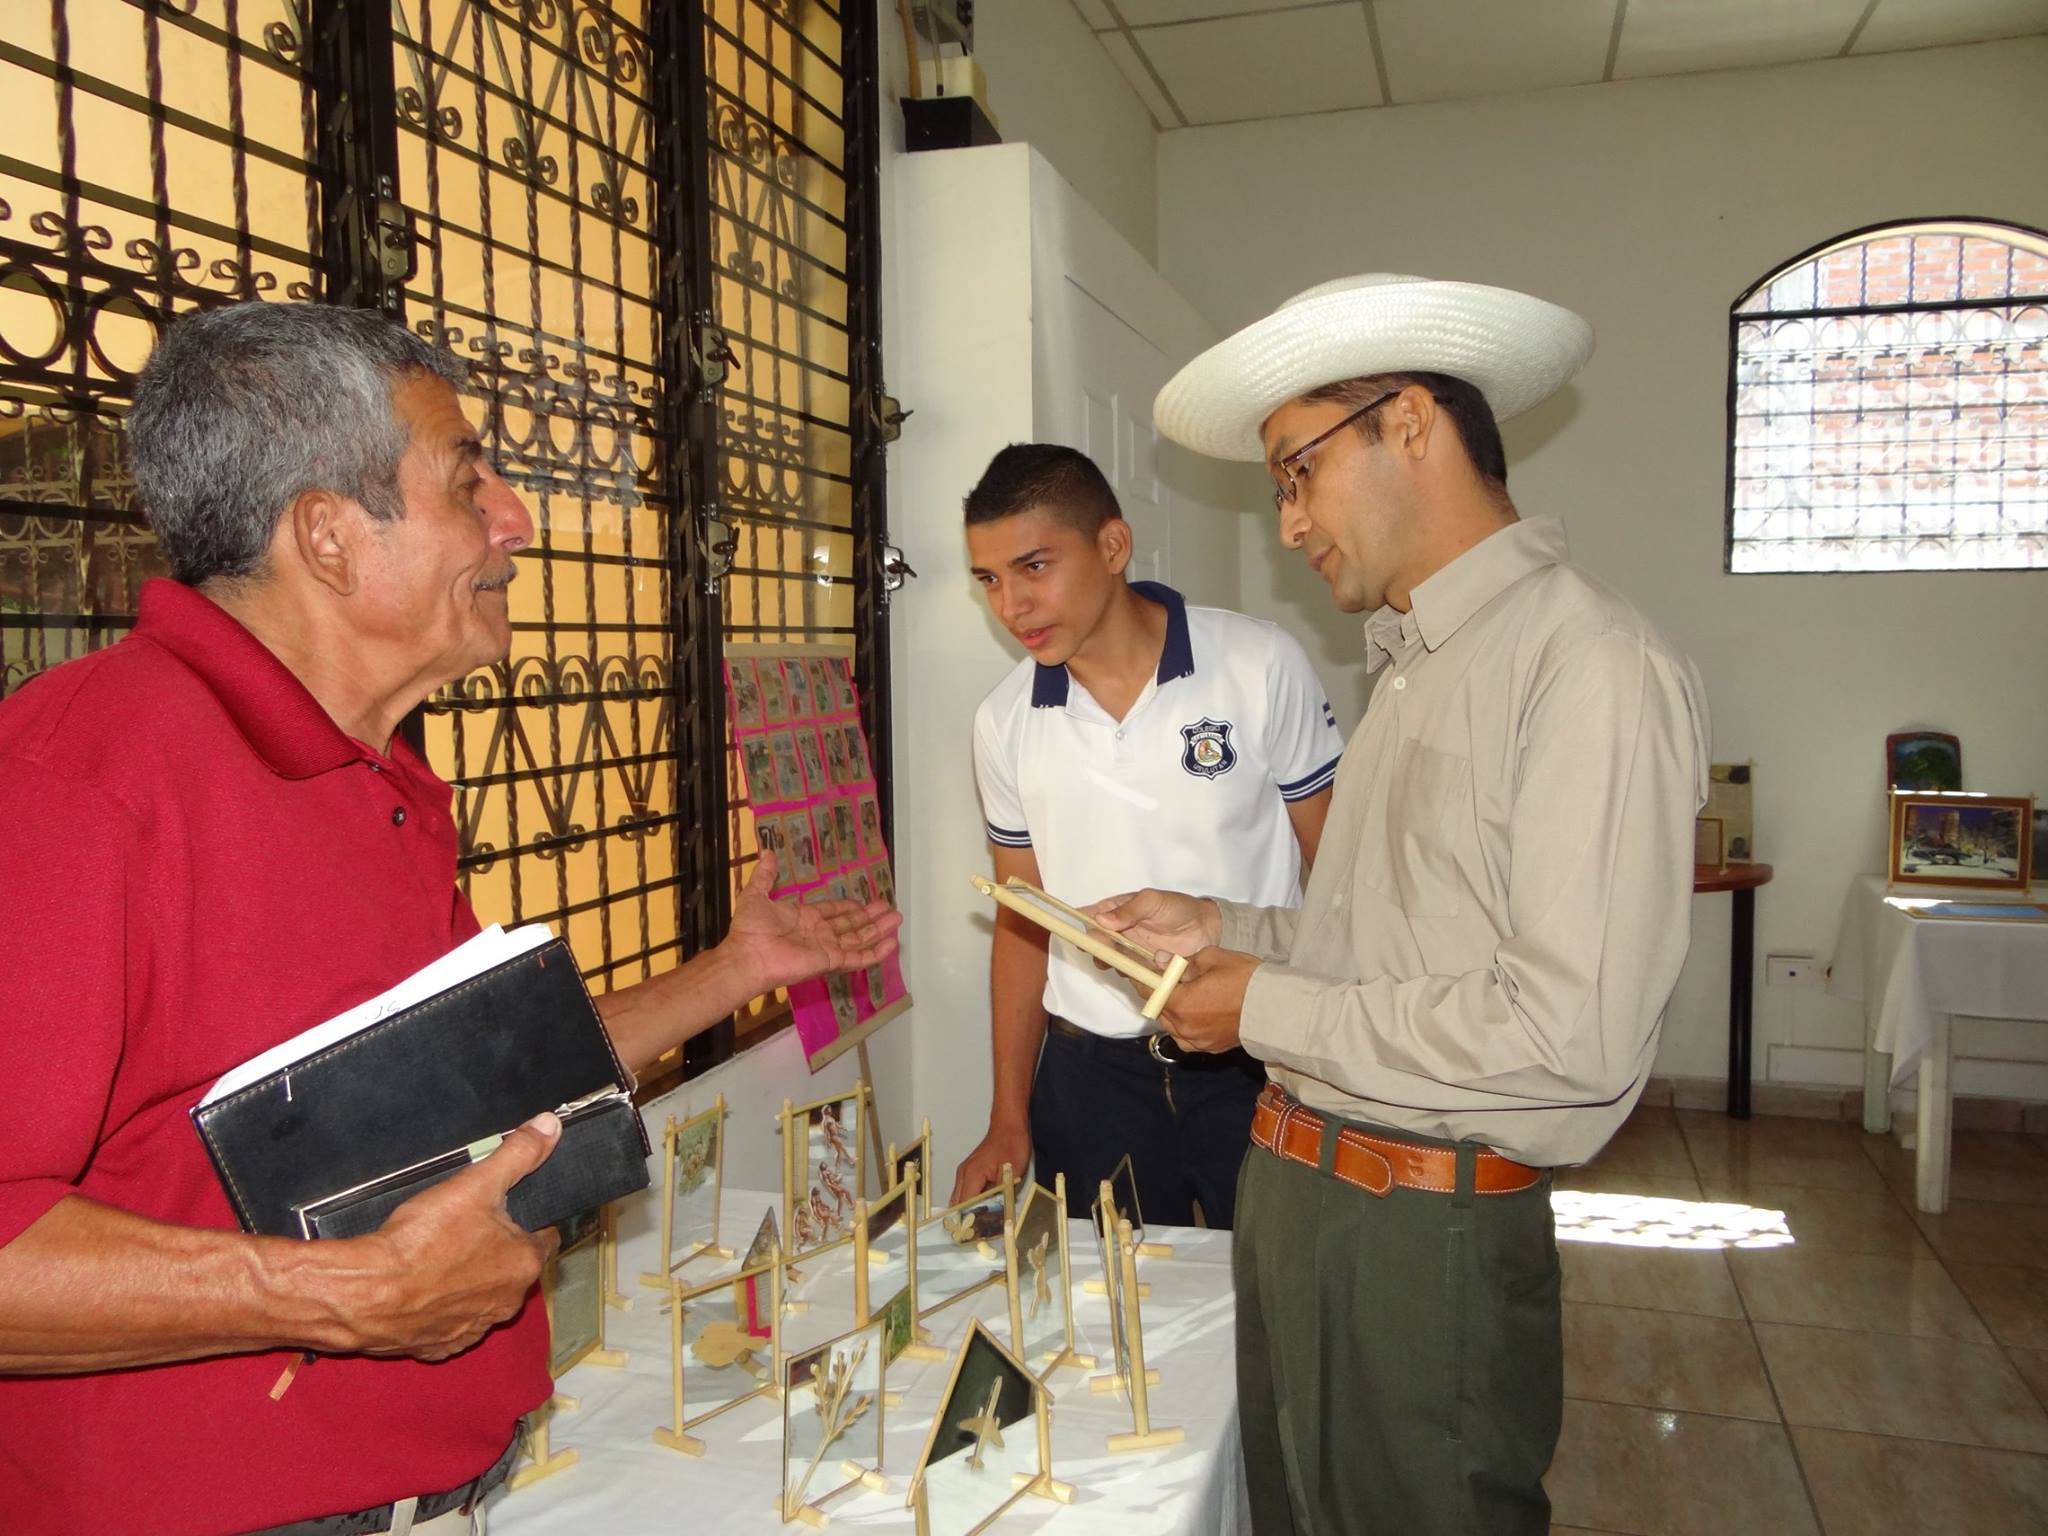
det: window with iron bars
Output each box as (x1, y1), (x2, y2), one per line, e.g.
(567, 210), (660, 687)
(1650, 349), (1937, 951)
(1727, 218), (2048, 574)
(0, 0), (890, 1092)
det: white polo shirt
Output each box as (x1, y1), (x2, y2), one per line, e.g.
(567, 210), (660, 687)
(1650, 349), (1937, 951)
(972, 582), (1344, 1039)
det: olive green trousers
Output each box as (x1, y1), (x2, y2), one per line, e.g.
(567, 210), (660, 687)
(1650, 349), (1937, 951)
(1233, 1129), (1563, 1535)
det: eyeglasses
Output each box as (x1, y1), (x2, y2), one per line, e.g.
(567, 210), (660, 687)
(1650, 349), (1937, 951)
(1270, 388), (1402, 512)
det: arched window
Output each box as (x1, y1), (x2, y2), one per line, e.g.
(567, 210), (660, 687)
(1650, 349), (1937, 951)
(1727, 219), (2048, 573)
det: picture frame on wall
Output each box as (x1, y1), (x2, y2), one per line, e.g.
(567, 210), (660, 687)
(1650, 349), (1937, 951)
(1886, 731), (1963, 792)
(1888, 791), (2034, 891)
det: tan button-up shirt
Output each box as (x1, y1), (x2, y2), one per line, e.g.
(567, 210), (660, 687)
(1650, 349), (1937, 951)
(1221, 517), (1709, 1166)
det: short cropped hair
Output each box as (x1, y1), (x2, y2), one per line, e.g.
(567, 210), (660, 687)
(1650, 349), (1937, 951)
(126, 301), (469, 586)
(1301, 370), (1508, 489)
(963, 443), (1122, 535)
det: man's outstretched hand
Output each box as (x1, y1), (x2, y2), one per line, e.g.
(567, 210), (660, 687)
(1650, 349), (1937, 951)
(726, 850), (903, 996)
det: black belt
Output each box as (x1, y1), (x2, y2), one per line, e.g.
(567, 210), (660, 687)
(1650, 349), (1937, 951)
(1045, 1013), (1254, 1071)
(243, 1432), (519, 1536)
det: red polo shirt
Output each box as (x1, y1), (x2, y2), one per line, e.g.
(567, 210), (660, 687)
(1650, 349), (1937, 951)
(0, 581), (548, 1533)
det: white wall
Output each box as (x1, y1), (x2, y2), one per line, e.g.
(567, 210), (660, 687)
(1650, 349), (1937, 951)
(971, 0), (1161, 263)
(1156, 39), (2048, 1092)
(884, 144), (1040, 1178)
(883, 142), (1238, 1175)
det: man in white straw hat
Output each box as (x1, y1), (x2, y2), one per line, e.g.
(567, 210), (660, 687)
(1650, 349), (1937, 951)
(1092, 274), (1710, 1534)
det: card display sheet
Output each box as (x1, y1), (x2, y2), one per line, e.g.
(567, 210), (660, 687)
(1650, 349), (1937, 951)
(727, 646), (909, 1069)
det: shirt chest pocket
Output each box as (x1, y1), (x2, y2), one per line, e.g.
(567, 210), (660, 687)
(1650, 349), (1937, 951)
(1360, 737), (1471, 919)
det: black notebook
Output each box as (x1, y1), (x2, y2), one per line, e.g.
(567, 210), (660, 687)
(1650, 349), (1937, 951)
(191, 931), (649, 1240)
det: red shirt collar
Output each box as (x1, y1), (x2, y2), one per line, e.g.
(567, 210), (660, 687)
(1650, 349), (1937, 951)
(132, 579), (428, 782)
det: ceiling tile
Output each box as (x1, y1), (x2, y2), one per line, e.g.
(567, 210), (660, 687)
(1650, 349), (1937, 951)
(1135, 6), (1382, 124)
(1852, 0), (2048, 52)
(1375, 0), (1615, 104)
(1118, 0), (1326, 24)
(1100, 29), (1182, 125)
(1071, 0), (1116, 29)
(1614, 0), (1871, 79)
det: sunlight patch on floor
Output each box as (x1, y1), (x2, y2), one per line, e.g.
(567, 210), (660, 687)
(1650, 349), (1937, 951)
(1551, 1190), (1793, 1250)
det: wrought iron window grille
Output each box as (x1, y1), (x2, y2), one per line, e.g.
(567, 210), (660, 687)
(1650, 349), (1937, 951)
(1726, 217), (2048, 574)
(0, 0), (891, 1089)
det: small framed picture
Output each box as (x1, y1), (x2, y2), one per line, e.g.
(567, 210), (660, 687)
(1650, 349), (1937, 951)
(770, 730), (808, 802)
(1705, 762), (1753, 862)
(823, 725), (852, 786)
(805, 658), (835, 716)
(740, 736), (779, 807)
(906, 1319), (1045, 1530)
(816, 803), (842, 871)
(784, 1088), (867, 1261)
(830, 656), (858, 713)
(1694, 816), (1725, 870)
(888, 1120), (933, 1224)
(826, 972), (858, 1034)
(779, 1316), (886, 1523)
(1886, 731), (1962, 792)
(760, 658), (791, 723)
(783, 658), (817, 721)
(1102, 1153), (1146, 1251)
(727, 660), (764, 730)
(543, 1222), (605, 1377)
(782, 812), (820, 883)
(797, 728), (829, 794)
(840, 724), (871, 785)
(1888, 791), (2034, 891)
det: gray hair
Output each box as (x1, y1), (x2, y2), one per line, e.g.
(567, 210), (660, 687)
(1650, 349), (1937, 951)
(126, 301), (470, 586)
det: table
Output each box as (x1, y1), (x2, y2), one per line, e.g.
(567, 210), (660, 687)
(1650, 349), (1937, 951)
(1828, 874), (2048, 1211)
(489, 1188), (1249, 1534)
(1695, 862), (1774, 1119)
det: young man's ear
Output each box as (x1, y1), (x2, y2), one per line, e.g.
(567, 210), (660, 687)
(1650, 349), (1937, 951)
(1098, 516), (1133, 577)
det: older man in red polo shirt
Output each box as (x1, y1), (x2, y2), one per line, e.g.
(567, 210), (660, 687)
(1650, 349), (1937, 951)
(0, 302), (900, 1535)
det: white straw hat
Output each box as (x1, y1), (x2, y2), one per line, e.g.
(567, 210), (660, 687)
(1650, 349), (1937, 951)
(1154, 274), (1594, 462)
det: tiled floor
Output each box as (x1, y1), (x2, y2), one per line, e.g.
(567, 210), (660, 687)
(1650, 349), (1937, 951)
(1543, 1106), (2048, 1535)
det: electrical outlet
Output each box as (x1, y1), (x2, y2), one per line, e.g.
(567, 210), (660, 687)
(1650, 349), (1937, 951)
(1766, 953), (1820, 989)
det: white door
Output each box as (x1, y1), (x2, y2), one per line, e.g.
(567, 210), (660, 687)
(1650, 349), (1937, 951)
(1042, 276), (1176, 585)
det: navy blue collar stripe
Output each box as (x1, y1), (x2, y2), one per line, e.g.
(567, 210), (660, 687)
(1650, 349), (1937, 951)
(1029, 580), (1193, 710)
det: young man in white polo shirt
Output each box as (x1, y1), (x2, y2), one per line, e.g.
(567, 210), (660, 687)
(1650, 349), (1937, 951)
(949, 443), (1343, 1225)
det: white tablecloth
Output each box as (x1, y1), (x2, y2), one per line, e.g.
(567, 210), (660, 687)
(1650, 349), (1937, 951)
(1828, 874), (2048, 1084)
(488, 1188), (1249, 1535)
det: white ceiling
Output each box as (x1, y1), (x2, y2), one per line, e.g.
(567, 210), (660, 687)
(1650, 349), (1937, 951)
(1068, 0), (2048, 129)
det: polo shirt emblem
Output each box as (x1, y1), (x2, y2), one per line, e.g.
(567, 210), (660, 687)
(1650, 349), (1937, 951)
(1179, 717), (1238, 780)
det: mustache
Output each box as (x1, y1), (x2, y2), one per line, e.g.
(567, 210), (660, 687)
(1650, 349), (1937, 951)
(473, 566), (519, 593)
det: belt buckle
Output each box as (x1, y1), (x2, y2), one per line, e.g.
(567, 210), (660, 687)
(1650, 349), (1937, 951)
(1146, 1032), (1178, 1065)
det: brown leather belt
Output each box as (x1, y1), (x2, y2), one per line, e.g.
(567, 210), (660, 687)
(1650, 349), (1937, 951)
(1250, 1084), (1544, 1198)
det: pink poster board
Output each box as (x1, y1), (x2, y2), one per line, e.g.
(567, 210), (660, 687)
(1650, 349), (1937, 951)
(725, 648), (909, 1069)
